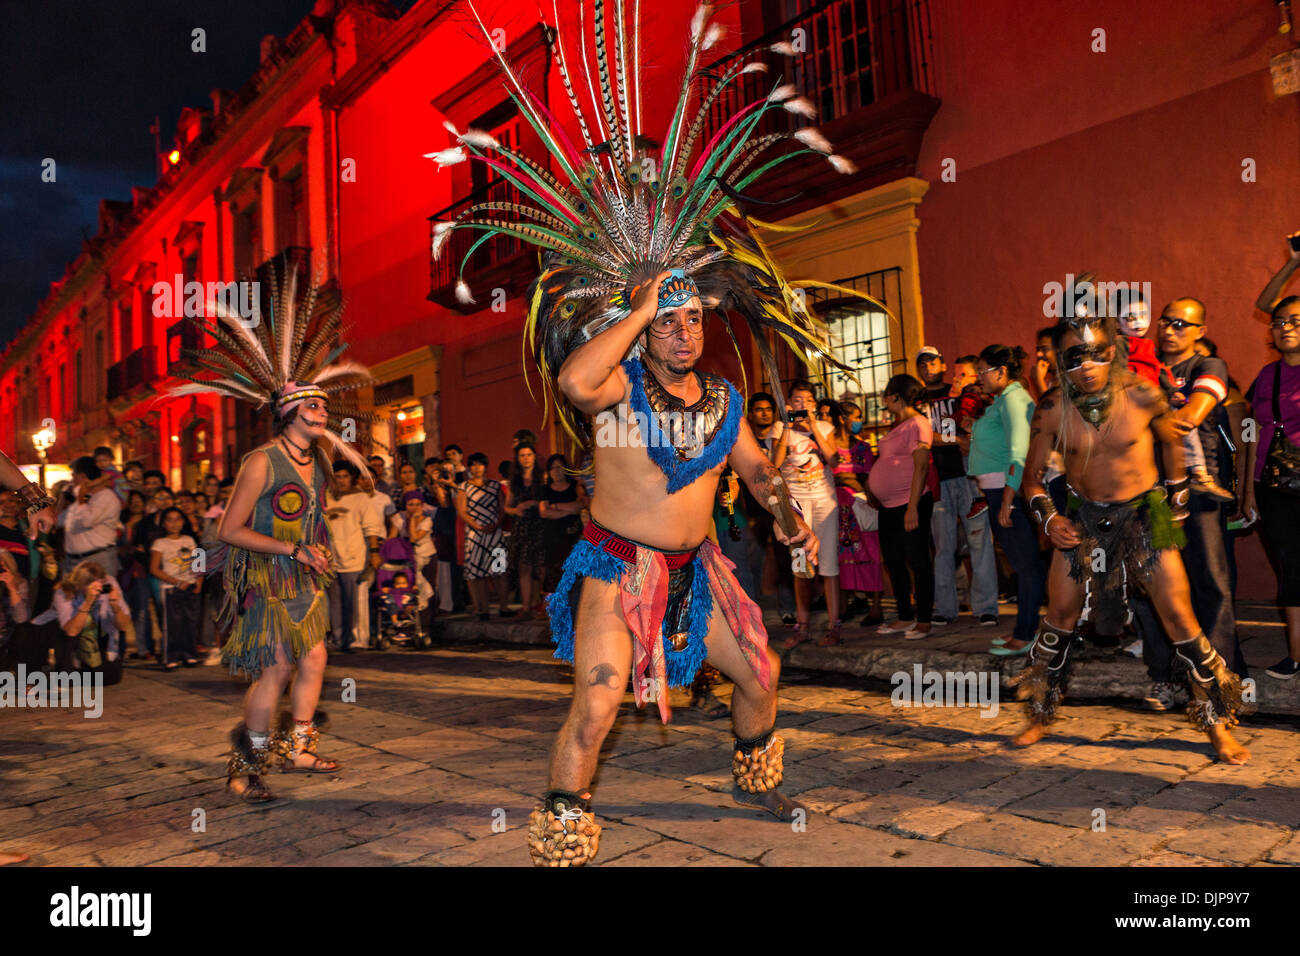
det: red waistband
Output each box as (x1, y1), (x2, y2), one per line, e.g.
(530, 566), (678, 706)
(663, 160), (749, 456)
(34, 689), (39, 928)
(583, 521), (696, 570)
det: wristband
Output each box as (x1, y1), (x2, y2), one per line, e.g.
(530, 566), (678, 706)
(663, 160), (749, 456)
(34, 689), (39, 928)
(1027, 493), (1059, 531)
(290, 541), (303, 563)
(16, 481), (55, 515)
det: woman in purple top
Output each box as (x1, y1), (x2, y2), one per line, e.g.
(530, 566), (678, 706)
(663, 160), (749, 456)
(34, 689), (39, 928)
(1240, 294), (1300, 679)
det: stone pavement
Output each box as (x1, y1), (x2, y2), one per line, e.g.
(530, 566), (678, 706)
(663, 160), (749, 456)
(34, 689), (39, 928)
(446, 598), (1300, 717)
(2, 642), (1297, 867)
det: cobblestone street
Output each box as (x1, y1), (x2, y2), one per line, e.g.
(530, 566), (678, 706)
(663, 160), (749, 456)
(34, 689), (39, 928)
(2, 643), (1298, 867)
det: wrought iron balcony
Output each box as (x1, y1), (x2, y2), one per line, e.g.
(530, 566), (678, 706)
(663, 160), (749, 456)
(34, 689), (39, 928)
(427, 179), (534, 312)
(166, 320), (204, 377)
(702, 0), (938, 213)
(106, 345), (160, 402)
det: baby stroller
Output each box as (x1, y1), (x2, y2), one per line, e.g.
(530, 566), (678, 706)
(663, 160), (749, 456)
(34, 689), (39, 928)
(373, 537), (432, 650)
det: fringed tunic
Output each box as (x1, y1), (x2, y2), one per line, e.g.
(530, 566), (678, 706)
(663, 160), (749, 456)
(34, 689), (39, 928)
(220, 446), (335, 679)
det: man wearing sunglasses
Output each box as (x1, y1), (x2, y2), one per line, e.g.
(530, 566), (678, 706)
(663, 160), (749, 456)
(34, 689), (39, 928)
(1155, 298), (1248, 691)
(1011, 316), (1248, 765)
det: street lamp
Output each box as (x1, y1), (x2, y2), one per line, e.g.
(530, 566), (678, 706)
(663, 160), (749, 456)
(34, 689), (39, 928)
(32, 426), (55, 490)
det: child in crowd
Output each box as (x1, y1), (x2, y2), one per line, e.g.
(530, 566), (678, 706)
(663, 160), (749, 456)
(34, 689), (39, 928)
(149, 506), (202, 669)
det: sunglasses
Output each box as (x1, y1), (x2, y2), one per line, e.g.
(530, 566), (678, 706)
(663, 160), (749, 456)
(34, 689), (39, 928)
(1062, 344), (1115, 370)
(1158, 317), (1203, 331)
(1270, 317), (1300, 331)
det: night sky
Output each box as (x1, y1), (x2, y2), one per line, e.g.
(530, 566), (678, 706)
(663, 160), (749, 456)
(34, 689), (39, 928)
(0, 0), (330, 348)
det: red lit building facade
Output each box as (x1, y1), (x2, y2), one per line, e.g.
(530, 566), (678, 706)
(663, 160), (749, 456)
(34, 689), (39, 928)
(2, 0), (1296, 596)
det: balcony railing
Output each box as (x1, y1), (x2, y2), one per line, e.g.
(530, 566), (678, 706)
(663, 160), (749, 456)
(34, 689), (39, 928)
(427, 179), (532, 311)
(106, 345), (160, 402)
(702, 0), (938, 209)
(166, 320), (204, 376)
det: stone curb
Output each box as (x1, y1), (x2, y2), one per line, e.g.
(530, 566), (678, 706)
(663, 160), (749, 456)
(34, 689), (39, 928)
(435, 616), (1300, 718)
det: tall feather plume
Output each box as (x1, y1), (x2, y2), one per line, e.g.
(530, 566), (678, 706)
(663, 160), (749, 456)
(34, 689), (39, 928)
(442, 1), (876, 445)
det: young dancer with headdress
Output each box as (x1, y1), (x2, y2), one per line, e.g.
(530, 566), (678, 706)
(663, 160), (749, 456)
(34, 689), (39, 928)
(430, 0), (880, 865)
(168, 259), (377, 801)
(1011, 290), (1248, 764)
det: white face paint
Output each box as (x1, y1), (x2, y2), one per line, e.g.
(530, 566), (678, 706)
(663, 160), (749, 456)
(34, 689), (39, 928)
(1119, 303), (1150, 338)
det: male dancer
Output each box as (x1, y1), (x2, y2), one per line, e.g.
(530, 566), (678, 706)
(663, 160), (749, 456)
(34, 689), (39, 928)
(431, 1), (871, 864)
(535, 272), (818, 865)
(1013, 317), (1248, 763)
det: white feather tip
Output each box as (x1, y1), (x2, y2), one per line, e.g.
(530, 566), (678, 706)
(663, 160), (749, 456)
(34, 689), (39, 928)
(794, 128), (833, 154)
(829, 154), (858, 175)
(769, 83), (797, 102)
(460, 128), (500, 149)
(769, 41), (797, 56)
(782, 96), (816, 118)
(424, 147), (467, 166)
(455, 280), (476, 305)
(432, 222), (455, 259)
(741, 62), (769, 74)
(703, 24), (724, 50)
(690, 5), (708, 40)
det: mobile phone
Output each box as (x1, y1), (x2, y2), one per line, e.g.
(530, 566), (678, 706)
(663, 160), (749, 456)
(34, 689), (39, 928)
(790, 409), (809, 421)
(1290, 234), (1300, 253)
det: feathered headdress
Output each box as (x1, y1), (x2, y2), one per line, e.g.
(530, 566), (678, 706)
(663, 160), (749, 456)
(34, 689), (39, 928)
(429, 0), (882, 443)
(166, 254), (377, 477)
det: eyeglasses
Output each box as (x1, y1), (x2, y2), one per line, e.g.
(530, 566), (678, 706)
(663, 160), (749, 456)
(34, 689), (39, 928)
(976, 366), (1001, 377)
(1271, 317), (1300, 331)
(1158, 317), (1203, 331)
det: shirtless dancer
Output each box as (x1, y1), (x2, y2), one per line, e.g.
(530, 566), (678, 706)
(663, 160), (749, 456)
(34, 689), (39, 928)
(1012, 318), (1248, 763)
(532, 273), (818, 865)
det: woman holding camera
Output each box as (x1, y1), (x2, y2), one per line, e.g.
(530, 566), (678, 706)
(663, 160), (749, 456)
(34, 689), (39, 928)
(50, 560), (130, 679)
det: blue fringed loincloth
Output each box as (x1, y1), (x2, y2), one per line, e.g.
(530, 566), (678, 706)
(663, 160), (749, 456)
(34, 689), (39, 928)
(546, 533), (711, 690)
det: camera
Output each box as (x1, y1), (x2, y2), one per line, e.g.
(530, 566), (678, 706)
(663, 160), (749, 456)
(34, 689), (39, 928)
(790, 409), (809, 421)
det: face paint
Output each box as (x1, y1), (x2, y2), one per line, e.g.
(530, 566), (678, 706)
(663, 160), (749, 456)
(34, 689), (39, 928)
(1062, 343), (1115, 371)
(850, 420), (863, 435)
(1119, 304), (1150, 337)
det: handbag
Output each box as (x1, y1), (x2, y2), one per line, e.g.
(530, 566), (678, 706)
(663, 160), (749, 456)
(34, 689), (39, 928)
(1262, 361), (1300, 498)
(851, 493), (879, 532)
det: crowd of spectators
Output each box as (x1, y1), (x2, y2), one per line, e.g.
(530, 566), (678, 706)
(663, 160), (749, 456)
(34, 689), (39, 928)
(4, 259), (1300, 711)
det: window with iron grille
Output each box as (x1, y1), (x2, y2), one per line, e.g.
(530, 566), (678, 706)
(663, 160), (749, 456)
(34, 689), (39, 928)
(772, 266), (903, 442)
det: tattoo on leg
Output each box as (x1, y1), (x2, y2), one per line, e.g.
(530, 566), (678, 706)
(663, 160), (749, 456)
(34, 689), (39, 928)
(588, 662), (621, 689)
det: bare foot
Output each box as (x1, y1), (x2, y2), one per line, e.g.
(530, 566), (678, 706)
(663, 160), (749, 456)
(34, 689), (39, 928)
(1009, 722), (1048, 747)
(1207, 724), (1250, 765)
(0, 851), (29, 865)
(732, 786), (807, 822)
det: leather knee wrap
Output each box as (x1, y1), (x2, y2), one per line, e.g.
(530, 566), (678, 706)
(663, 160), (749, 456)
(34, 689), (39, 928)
(528, 791), (601, 867)
(1173, 633), (1244, 731)
(731, 729), (784, 794)
(1007, 620), (1076, 723)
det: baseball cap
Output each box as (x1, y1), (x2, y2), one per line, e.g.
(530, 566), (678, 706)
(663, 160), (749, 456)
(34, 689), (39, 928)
(916, 346), (942, 363)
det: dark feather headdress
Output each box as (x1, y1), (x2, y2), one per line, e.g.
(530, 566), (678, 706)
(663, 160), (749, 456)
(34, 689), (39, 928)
(429, 0), (883, 443)
(166, 254), (377, 476)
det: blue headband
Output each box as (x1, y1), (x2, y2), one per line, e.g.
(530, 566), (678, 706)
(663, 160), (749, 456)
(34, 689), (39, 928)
(657, 269), (699, 312)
